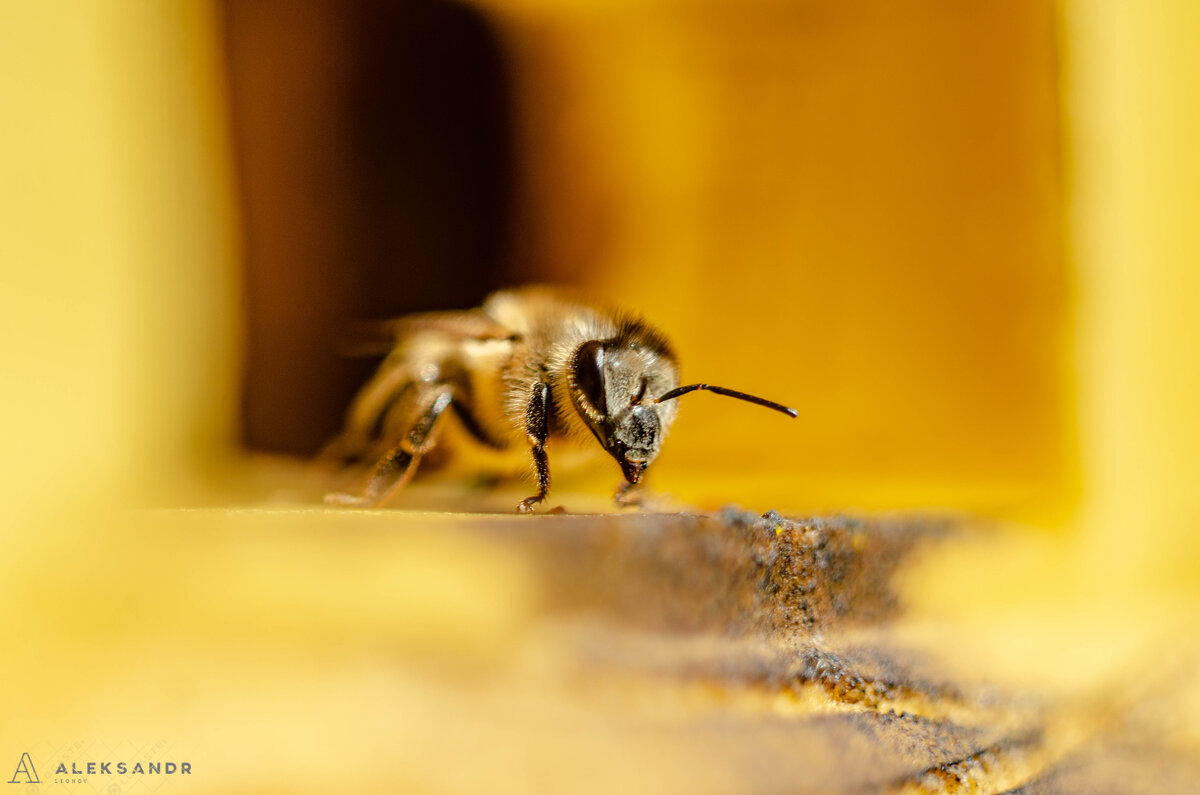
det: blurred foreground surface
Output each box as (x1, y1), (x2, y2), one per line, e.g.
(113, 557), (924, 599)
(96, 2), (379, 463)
(2, 498), (1196, 794)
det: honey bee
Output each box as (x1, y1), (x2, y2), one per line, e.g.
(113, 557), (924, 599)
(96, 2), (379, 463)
(321, 288), (796, 512)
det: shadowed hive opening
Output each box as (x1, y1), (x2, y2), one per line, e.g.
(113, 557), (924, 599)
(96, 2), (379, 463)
(223, 0), (519, 456)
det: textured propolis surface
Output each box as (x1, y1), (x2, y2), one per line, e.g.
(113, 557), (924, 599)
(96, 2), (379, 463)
(508, 508), (1199, 793)
(2, 504), (1197, 793)
(522, 508), (937, 635)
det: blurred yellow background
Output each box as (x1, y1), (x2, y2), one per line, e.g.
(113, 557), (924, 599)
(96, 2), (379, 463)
(2, 0), (1198, 791)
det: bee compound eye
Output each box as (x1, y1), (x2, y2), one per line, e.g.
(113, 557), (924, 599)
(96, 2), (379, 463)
(571, 339), (608, 418)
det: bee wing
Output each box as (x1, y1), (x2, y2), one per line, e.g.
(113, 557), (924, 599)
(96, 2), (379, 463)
(339, 309), (516, 356)
(389, 309), (517, 341)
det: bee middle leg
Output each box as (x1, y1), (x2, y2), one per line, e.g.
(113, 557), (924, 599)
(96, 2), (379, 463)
(325, 387), (453, 508)
(518, 381), (551, 513)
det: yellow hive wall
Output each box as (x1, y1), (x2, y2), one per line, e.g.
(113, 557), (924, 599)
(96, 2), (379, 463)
(1065, 0), (1200, 583)
(0, 1), (239, 523)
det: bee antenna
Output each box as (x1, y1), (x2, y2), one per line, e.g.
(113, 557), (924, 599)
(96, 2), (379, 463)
(654, 384), (798, 418)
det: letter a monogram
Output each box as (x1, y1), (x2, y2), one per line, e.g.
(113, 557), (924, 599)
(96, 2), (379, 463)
(8, 753), (39, 784)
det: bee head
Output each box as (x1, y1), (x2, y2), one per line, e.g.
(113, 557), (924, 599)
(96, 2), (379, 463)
(568, 338), (679, 484)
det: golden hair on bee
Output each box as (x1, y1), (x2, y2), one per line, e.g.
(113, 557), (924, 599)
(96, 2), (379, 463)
(320, 287), (796, 512)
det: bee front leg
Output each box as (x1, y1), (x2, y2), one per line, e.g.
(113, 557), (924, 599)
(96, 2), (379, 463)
(326, 388), (452, 508)
(518, 382), (551, 513)
(613, 481), (646, 508)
